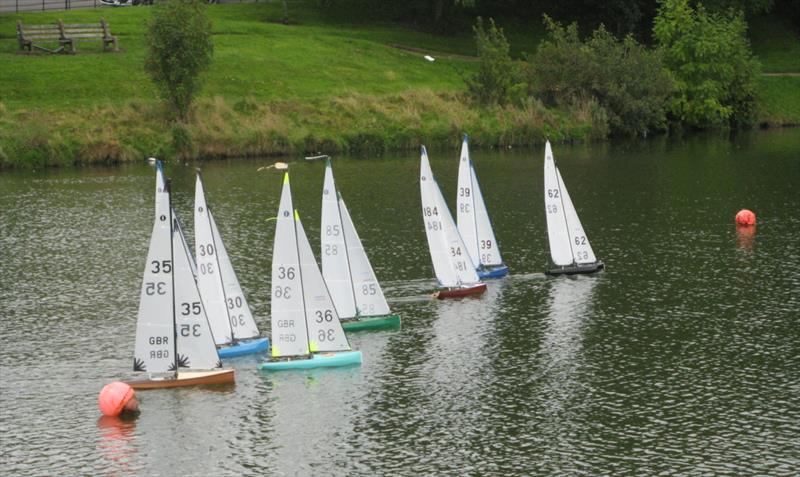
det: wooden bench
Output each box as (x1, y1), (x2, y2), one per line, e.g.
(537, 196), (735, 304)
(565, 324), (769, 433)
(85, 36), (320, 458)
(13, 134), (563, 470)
(17, 19), (118, 54)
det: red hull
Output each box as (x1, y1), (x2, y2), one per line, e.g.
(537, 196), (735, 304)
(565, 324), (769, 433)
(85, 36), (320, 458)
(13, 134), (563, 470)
(125, 369), (235, 390)
(433, 283), (487, 299)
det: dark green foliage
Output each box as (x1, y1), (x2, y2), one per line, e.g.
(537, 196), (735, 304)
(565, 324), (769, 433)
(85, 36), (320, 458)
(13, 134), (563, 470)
(466, 17), (520, 106)
(528, 17), (674, 136)
(144, 0), (213, 121)
(654, 0), (760, 128)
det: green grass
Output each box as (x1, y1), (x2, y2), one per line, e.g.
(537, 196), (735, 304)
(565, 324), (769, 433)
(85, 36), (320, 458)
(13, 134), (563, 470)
(757, 75), (800, 125)
(748, 14), (800, 73)
(0, 2), (797, 168)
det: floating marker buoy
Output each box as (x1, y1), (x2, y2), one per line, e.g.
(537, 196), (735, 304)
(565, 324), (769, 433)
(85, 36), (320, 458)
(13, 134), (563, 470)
(274, 162), (289, 170)
(424, 55), (435, 62)
(735, 209), (756, 226)
(98, 381), (138, 417)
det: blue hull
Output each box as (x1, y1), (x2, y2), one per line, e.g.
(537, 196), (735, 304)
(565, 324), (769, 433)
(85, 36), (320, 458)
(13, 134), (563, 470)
(257, 350), (363, 371)
(478, 265), (509, 279)
(218, 337), (270, 358)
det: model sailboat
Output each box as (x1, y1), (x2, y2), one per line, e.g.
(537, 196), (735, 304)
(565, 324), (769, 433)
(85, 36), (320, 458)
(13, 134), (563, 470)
(258, 174), (362, 371)
(456, 134), (509, 279)
(321, 159), (401, 331)
(543, 141), (604, 275)
(420, 146), (487, 299)
(127, 169), (234, 389)
(194, 171), (269, 357)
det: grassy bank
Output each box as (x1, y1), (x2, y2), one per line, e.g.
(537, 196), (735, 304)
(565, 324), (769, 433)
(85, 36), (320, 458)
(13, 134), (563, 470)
(0, 2), (797, 168)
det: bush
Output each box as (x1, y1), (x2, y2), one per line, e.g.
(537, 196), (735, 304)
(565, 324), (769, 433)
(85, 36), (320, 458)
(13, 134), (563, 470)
(466, 17), (521, 106)
(653, 0), (760, 128)
(528, 17), (674, 137)
(145, 0), (213, 121)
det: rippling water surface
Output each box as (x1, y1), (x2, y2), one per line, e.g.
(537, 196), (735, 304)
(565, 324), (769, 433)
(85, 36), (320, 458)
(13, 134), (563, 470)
(1, 130), (799, 476)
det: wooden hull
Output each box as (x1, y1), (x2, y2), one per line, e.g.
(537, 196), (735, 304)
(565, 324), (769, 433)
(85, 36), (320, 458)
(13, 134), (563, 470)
(258, 351), (363, 371)
(477, 264), (509, 279)
(433, 283), (487, 299)
(125, 369), (235, 390)
(546, 261), (605, 276)
(341, 314), (401, 332)
(218, 337), (270, 358)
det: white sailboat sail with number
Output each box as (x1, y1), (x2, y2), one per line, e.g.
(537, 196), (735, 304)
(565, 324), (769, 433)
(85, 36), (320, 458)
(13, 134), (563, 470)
(420, 146), (487, 299)
(126, 165), (234, 389)
(259, 173), (362, 371)
(320, 159), (401, 331)
(456, 134), (509, 279)
(543, 141), (604, 275)
(194, 172), (269, 357)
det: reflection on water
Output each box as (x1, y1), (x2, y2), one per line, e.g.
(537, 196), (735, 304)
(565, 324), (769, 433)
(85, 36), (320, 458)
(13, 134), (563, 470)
(736, 225), (756, 252)
(96, 416), (138, 476)
(1, 129), (799, 475)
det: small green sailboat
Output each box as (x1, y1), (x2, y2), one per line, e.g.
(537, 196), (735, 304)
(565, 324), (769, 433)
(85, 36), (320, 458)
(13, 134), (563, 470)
(320, 159), (401, 331)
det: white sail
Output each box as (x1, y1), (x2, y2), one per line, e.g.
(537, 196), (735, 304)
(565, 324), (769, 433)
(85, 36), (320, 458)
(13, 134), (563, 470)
(544, 141), (574, 266)
(134, 186), (175, 374)
(420, 147), (480, 287)
(209, 209), (260, 339)
(321, 161), (390, 318)
(296, 214), (351, 353)
(557, 168), (597, 264)
(173, 217), (222, 370)
(456, 137), (503, 268)
(544, 141), (597, 266)
(320, 164), (357, 318)
(270, 175), (310, 358)
(194, 174), (233, 346)
(338, 197), (390, 316)
(155, 161), (167, 218)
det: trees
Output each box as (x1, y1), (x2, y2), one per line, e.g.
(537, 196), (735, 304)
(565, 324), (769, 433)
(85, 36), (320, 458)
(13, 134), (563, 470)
(465, 17), (519, 105)
(653, 0), (760, 128)
(528, 17), (674, 136)
(144, 0), (214, 121)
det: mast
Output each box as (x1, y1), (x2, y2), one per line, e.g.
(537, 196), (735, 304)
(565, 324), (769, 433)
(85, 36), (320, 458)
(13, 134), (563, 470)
(292, 208), (311, 355)
(555, 166), (576, 265)
(166, 180), (178, 377)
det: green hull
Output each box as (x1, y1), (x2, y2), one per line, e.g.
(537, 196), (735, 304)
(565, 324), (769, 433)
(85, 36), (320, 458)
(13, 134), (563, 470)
(341, 314), (401, 332)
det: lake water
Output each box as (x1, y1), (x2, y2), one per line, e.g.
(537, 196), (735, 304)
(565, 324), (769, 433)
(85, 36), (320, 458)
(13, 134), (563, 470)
(1, 129), (798, 476)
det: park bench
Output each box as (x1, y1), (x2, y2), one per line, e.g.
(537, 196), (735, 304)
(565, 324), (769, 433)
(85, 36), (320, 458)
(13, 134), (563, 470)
(17, 19), (118, 54)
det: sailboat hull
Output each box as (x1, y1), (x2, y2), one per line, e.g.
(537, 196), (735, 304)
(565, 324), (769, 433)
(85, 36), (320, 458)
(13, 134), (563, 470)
(546, 261), (605, 276)
(257, 351), (363, 371)
(477, 264), (509, 279)
(341, 314), (401, 332)
(125, 369), (236, 390)
(218, 337), (270, 358)
(433, 283), (487, 299)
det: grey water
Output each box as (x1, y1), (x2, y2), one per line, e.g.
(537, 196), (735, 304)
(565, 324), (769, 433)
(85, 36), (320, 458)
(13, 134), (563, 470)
(1, 129), (798, 476)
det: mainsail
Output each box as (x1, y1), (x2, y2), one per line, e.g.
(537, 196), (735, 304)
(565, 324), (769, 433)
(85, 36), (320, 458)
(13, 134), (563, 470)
(270, 175), (310, 358)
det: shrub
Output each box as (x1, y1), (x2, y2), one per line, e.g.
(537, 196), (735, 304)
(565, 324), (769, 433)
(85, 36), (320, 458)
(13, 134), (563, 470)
(528, 16), (674, 137)
(653, 0), (760, 128)
(144, 0), (213, 121)
(466, 17), (521, 106)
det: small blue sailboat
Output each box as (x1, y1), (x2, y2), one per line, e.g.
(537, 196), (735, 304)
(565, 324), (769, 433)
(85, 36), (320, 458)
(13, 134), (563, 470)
(456, 135), (509, 279)
(194, 171), (269, 357)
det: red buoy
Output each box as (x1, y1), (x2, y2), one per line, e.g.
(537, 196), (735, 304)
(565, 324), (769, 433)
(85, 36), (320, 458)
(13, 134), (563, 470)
(98, 381), (139, 417)
(735, 209), (756, 226)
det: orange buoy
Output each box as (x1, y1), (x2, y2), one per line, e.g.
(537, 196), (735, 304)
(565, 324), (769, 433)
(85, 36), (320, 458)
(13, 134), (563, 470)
(98, 381), (138, 417)
(735, 209), (756, 226)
